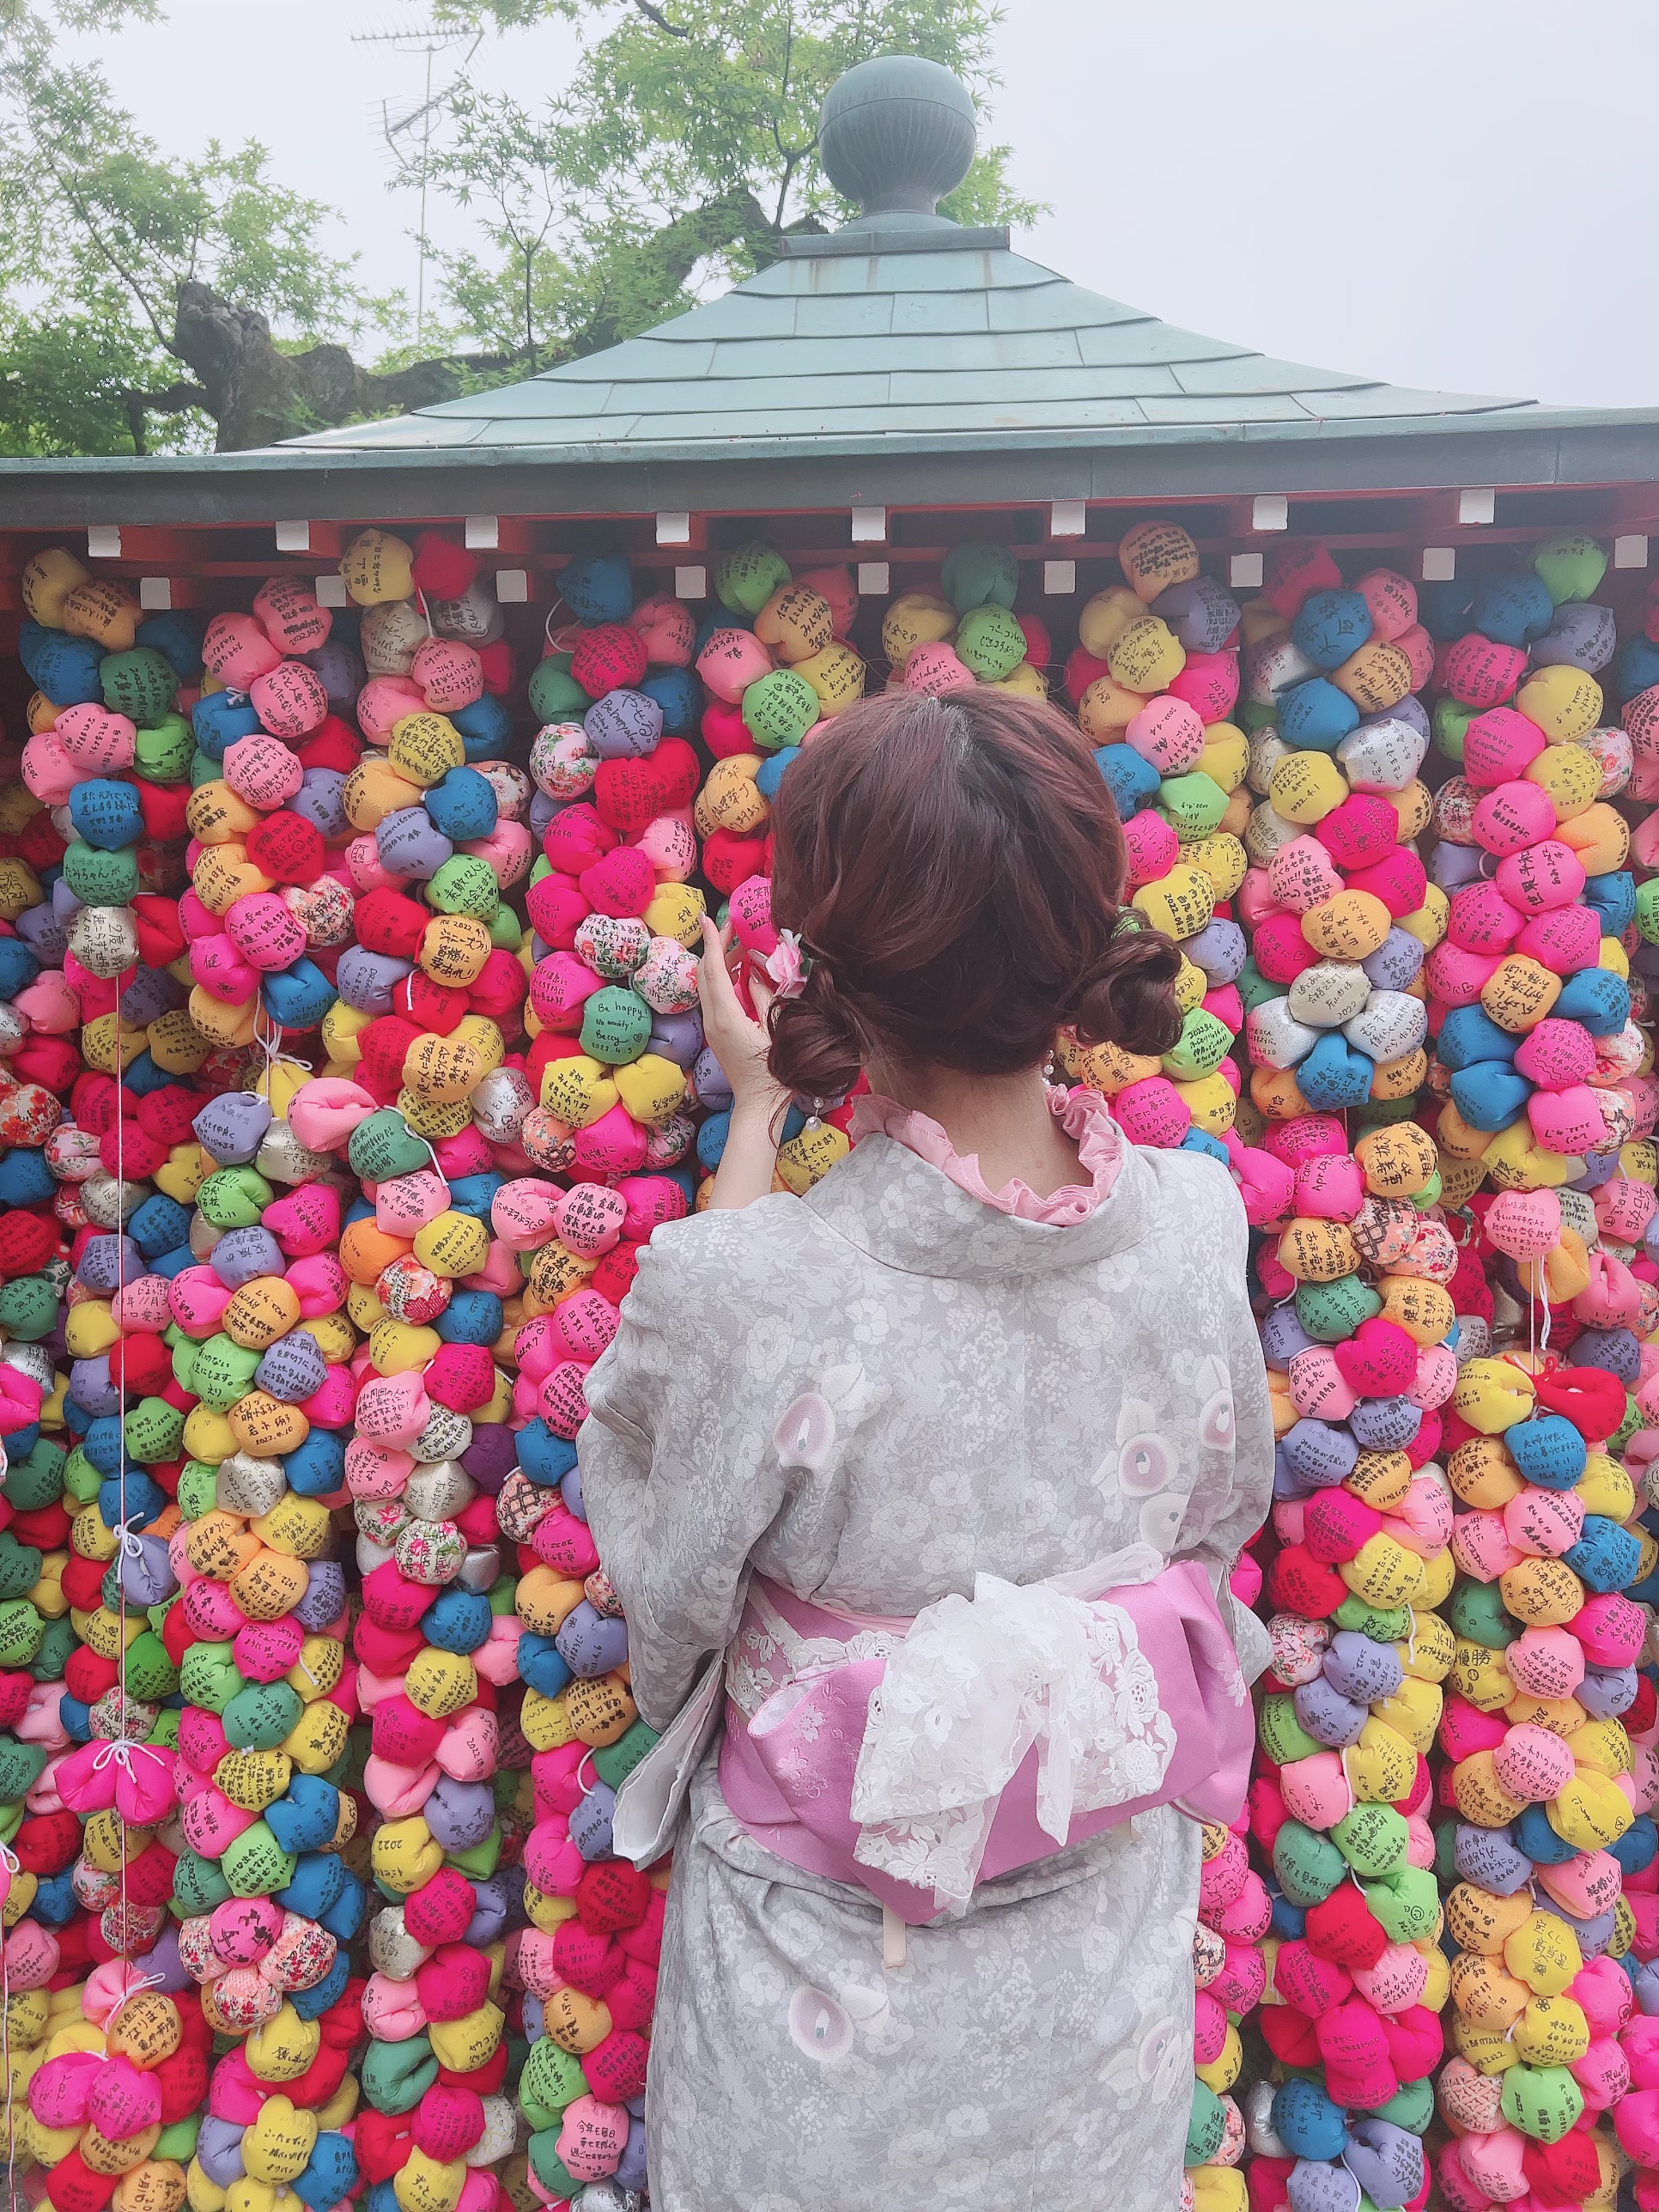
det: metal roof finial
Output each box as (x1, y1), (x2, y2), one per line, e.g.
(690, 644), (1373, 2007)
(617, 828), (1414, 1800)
(818, 55), (977, 233)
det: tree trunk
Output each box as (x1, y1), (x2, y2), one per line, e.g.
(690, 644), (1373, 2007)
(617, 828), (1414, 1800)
(171, 281), (467, 453)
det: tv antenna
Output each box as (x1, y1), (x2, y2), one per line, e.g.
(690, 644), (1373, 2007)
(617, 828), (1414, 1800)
(352, 18), (484, 345)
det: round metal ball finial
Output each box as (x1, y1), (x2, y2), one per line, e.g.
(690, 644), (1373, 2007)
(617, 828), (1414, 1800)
(818, 54), (977, 227)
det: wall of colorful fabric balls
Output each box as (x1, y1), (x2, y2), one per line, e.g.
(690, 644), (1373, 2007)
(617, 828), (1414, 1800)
(2, 504), (1659, 2212)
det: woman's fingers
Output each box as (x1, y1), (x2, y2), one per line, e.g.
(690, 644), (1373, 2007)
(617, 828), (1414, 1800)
(697, 915), (739, 1020)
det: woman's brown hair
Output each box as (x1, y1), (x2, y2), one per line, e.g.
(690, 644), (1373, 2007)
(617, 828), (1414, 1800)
(766, 688), (1182, 1099)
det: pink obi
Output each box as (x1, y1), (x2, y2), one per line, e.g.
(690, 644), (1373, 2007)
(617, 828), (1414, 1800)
(717, 1547), (1254, 1925)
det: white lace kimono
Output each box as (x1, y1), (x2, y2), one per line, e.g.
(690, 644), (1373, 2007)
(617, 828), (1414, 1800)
(580, 1129), (1273, 2212)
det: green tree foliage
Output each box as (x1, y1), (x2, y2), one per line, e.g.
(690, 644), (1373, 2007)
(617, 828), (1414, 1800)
(416, 0), (1038, 374)
(0, 0), (1031, 453)
(0, 0), (404, 453)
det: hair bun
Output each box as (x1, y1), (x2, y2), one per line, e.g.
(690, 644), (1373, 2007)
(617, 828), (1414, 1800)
(768, 967), (865, 1101)
(1073, 929), (1183, 1060)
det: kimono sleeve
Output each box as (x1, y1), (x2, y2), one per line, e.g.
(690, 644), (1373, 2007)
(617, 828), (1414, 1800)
(578, 1212), (791, 1729)
(1173, 1176), (1276, 1683)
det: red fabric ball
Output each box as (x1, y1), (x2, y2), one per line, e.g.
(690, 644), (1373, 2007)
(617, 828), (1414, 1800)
(356, 890), (428, 961)
(410, 532), (479, 601)
(0, 1212), (58, 1278)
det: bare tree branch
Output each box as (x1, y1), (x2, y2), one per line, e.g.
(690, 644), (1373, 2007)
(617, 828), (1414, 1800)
(626, 0), (690, 35)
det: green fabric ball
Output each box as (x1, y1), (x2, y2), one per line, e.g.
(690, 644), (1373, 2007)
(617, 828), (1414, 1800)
(592, 1719), (658, 1790)
(3, 1437), (64, 1509)
(1432, 696), (1475, 766)
(1272, 1818), (1346, 1905)
(0, 1279), (60, 1344)
(527, 659), (587, 723)
(1367, 1863), (1439, 1944)
(179, 1641), (243, 1714)
(189, 1336), (262, 1410)
(0, 1742), (46, 1803)
(132, 714), (194, 782)
(100, 646), (177, 726)
(520, 2038), (586, 2125)
(446, 1827), (501, 1878)
(1257, 1693), (1319, 1767)
(1499, 2061), (1583, 2145)
(155, 2118), (200, 2164)
(1163, 1006), (1231, 1080)
(426, 854), (500, 920)
(955, 602), (1025, 679)
(526, 2134), (581, 2203)
(1367, 2077), (1434, 2135)
(124, 1630), (177, 1701)
(29, 1615), (73, 1681)
(62, 841), (139, 907)
(941, 541), (1018, 614)
(1295, 1273), (1382, 1343)
(741, 668), (818, 751)
(1332, 1596), (1410, 1643)
(1158, 772), (1228, 841)
(125, 1395), (186, 1464)
(1448, 1580), (1517, 1651)
(0, 1601), (44, 1671)
(1534, 532), (1608, 606)
(173, 1848), (233, 1916)
(361, 2035), (438, 2116)
(1333, 1803), (1408, 1879)
(0, 1535), (41, 1603)
(488, 904), (523, 951)
(714, 540), (790, 617)
(349, 1109), (430, 1183)
(170, 1338), (201, 1396)
(195, 1165), (274, 1230)
(223, 1678), (302, 1751)
(220, 1820), (296, 1899)
(579, 986), (653, 1067)
(177, 1462), (218, 1520)
(1185, 2080), (1226, 2167)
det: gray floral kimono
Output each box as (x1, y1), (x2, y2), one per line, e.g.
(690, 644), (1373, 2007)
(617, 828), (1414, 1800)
(580, 1127), (1273, 2212)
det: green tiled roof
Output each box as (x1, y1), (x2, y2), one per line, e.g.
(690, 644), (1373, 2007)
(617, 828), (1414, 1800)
(284, 240), (1538, 460)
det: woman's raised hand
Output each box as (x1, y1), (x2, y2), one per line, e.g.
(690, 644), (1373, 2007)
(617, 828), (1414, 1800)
(700, 913), (795, 1109)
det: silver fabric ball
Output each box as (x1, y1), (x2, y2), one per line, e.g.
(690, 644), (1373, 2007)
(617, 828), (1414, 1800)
(410, 1405), (472, 1464)
(216, 1453), (289, 1518)
(257, 1121), (335, 1187)
(471, 1066), (533, 1143)
(458, 1544), (501, 1592)
(80, 1169), (149, 1226)
(405, 1462), (474, 1523)
(368, 1905), (432, 1979)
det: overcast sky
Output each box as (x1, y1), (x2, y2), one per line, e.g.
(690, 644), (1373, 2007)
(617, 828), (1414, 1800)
(68, 0), (1659, 409)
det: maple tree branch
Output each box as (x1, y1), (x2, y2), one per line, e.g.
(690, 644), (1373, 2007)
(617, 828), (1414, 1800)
(626, 0), (689, 35)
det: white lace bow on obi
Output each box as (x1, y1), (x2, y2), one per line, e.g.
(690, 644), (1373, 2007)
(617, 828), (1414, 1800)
(847, 1545), (1177, 1907)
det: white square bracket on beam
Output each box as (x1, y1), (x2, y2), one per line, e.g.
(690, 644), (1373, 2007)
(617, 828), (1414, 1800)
(1458, 489), (1496, 526)
(274, 520), (312, 554)
(856, 562), (890, 596)
(1615, 534), (1650, 569)
(465, 515), (501, 552)
(316, 574), (349, 607)
(850, 506), (887, 544)
(673, 565), (707, 599)
(1042, 561), (1076, 596)
(1250, 495), (1287, 533)
(1421, 547), (1456, 582)
(655, 513), (691, 547)
(494, 569), (528, 603)
(138, 577), (173, 611)
(1049, 500), (1086, 538)
(1230, 552), (1264, 589)
(87, 526), (122, 559)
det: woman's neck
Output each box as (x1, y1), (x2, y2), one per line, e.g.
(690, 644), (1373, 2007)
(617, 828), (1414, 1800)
(868, 1060), (1082, 1201)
